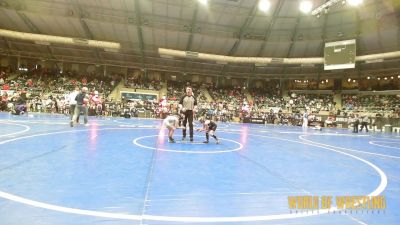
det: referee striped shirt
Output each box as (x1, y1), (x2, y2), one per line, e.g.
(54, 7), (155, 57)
(179, 95), (197, 111)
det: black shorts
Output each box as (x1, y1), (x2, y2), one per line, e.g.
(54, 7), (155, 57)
(209, 125), (217, 131)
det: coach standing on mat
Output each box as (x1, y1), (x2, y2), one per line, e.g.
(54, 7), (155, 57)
(179, 86), (197, 142)
(70, 87), (89, 127)
(68, 86), (79, 122)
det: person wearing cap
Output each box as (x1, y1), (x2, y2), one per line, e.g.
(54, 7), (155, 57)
(70, 87), (89, 127)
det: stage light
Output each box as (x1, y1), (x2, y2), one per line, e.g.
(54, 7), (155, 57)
(259, 0), (271, 12)
(347, 0), (363, 6)
(198, 0), (208, 5)
(299, 1), (313, 14)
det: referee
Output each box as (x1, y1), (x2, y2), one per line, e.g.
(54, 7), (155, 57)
(179, 86), (197, 141)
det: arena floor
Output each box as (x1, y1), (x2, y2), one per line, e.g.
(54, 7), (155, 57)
(0, 112), (399, 225)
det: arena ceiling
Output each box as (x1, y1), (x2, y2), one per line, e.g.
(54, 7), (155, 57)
(0, 0), (399, 79)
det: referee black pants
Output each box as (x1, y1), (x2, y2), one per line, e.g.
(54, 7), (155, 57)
(353, 122), (359, 133)
(360, 122), (368, 132)
(182, 110), (194, 138)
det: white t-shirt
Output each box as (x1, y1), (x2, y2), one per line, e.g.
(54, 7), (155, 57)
(68, 90), (79, 105)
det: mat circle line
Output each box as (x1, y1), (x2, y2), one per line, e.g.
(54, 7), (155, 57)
(0, 121), (31, 137)
(133, 134), (243, 154)
(0, 128), (387, 223)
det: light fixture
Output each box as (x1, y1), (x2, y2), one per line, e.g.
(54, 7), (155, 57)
(198, 0), (208, 5)
(347, 0), (363, 6)
(326, 79), (328, 82)
(384, 77), (388, 80)
(377, 77), (381, 80)
(367, 76), (370, 79)
(353, 80), (356, 83)
(312, 0), (363, 17)
(348, 78), (351, 82)
(299, 1), (313, 14)
(322, 81), (325, 84)
(259, 0), (271, 12)
(398, 75), (400, 78)
(391, 76), (394, 79)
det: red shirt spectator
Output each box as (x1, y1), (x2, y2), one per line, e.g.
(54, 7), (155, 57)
(2, 84), (10, 90)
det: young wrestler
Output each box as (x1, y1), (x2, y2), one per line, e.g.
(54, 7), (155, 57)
(163, 115), (184, 143)
(197, 117), (220, 144)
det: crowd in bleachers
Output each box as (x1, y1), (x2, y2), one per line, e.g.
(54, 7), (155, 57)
(1, 68), (399, 125)
(0, 69), (120, 115)
(199, 85), (248, 120)
(125, 76), (162, 90)
(342, 94), (400, 117)
(159, 82), (398, 124)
